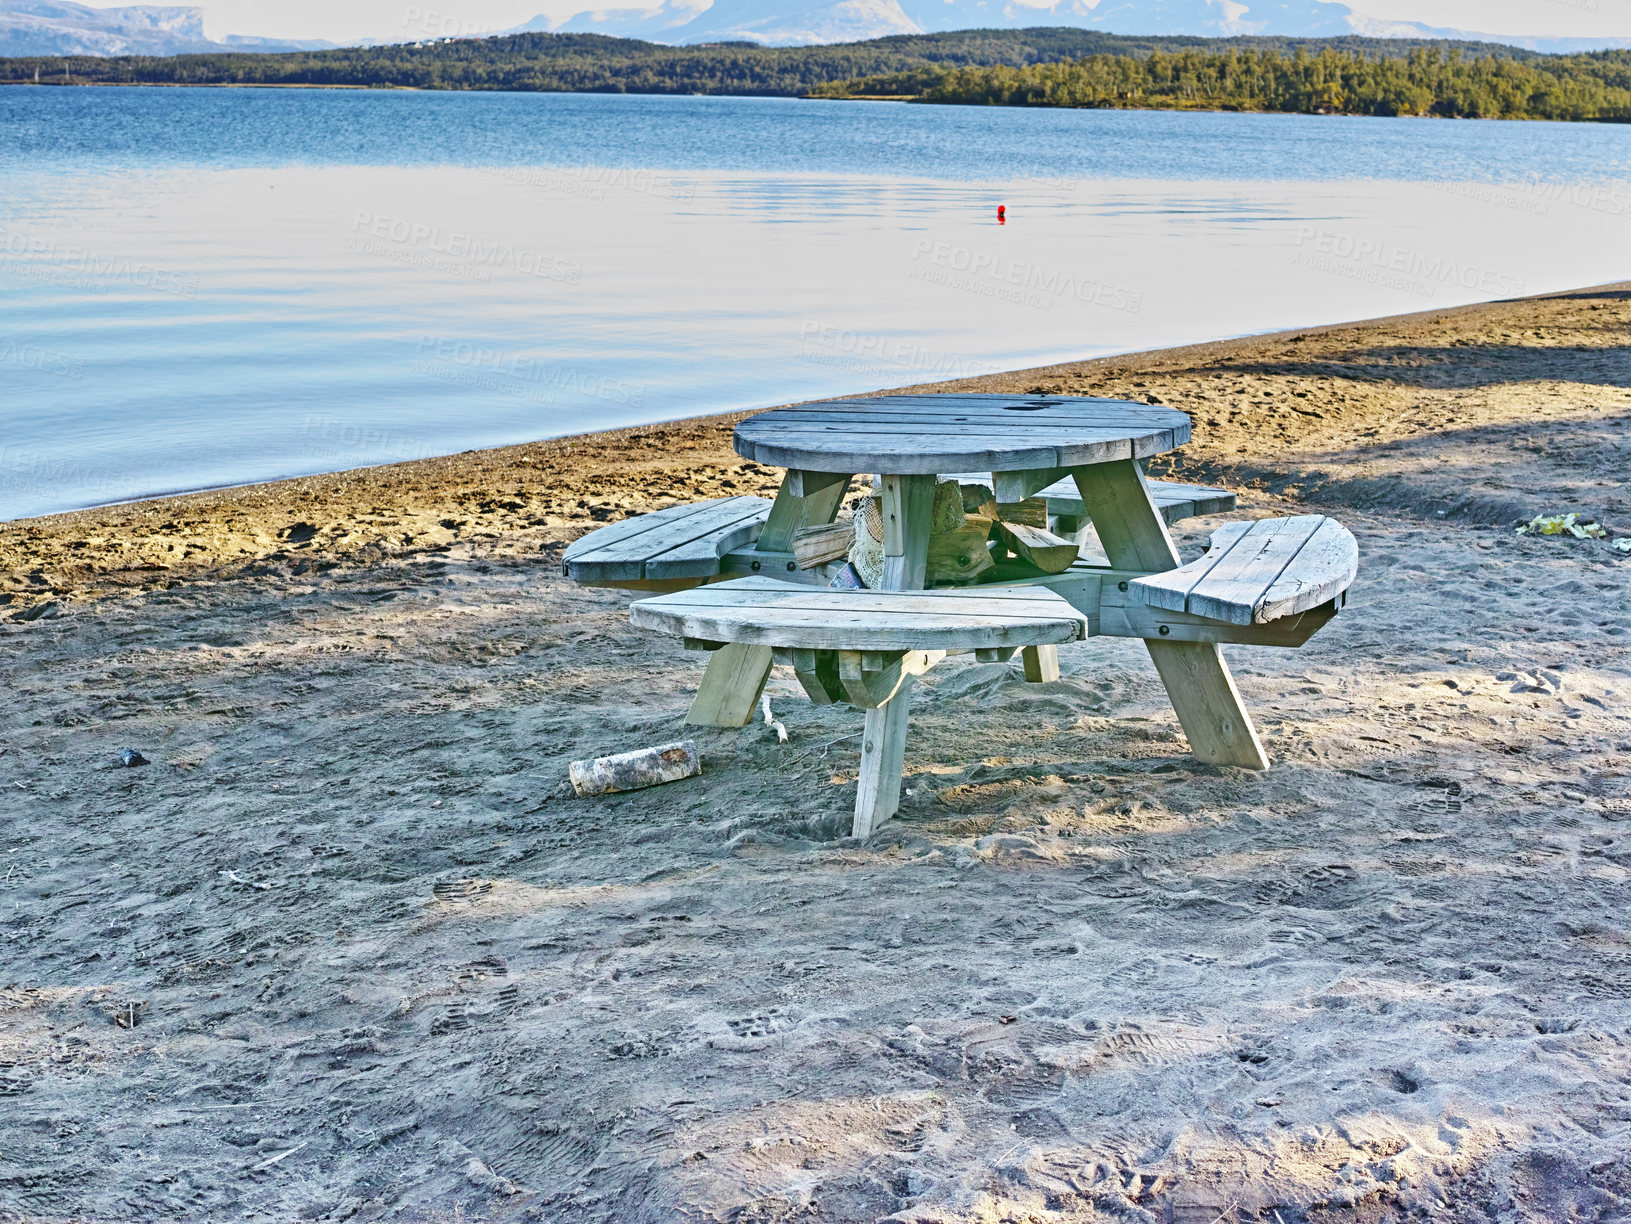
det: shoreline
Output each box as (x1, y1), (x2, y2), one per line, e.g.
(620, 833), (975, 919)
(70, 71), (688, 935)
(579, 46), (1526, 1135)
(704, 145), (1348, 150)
(6, 279), (1624, 534)
(0, 296), (1504, 529)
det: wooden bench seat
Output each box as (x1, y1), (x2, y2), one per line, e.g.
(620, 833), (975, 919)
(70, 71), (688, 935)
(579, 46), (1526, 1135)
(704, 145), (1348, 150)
(633, 576), (1087, 714)
(561, 477), (1237, 593)
(1127, 516), (1358, 626)
(562, 495), (772, 587)
(630, 575), (1088, 654)
(1040, 477), (1236, 526)
(944, 473), (1235, 526)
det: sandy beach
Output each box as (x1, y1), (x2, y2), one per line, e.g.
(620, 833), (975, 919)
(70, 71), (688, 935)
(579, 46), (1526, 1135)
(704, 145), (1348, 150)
(2, 284), (1629, 1222)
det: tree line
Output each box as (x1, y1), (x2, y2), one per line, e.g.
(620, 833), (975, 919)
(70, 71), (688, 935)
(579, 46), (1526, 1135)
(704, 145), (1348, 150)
(810, 45), (1631, 121)
(0, 28), (1603, 109)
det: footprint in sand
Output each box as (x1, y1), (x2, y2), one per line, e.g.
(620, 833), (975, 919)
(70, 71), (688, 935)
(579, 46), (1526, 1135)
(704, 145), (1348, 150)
(430, 1006), (472, 1035)
(726, 1011), (786, 1039)
(432, 879), (492, 906)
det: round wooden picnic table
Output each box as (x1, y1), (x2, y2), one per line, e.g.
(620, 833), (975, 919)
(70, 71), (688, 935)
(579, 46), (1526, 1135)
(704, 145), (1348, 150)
(729, 391), (1215, 832)
(733, 393), (1192, 477)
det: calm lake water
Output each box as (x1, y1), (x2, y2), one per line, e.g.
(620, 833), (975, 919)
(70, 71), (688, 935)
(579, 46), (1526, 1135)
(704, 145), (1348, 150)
(2, 87), (1628, 520)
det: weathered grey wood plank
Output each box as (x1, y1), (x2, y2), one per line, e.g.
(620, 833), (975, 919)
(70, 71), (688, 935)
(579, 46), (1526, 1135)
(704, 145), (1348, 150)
(855, 685), (912, 838)
(630, 580), (1087, 654)
(755, 470), (851, 553)
(837, 649), (945, 709)
(741, 436), (1063, 476)
(1255, 517), (1358, 623)
(1037, 478), (1237, 524)
(855, 475), (937, 838)
(685, 642), (774, 728)
(880, 474), (935, 589)
(645, 516), (770, 580)
(992, 467), (1067, 502)
(733, 394), (1191, 476)
(1097, 597), (1339, 647)
(1124, 515), (1355, 626)
(564, 495), (766, 561)
(760, 410), (1188, 429)
(1021, 644), (1060, 683)
(789, 648), (844, 706)
(752, 396), (1182, 420)
(564, 495), (771, 582)
(1184, 518), (1322, 625)
(791, 521), (853, 569)
(758, 401), (1161, 413)
(634, 581), (1083, 616)
(993, 521), (1080, 573)
(1067, 460), (1182, 572)
(783, 469), (850, 498)
(632, 611), (1084, 652)
(1065, 459), (1268, 769)
(1123, 520), (1256, 616)
(739, 424), (1167, 447)
(1146, 641), (1270, 770)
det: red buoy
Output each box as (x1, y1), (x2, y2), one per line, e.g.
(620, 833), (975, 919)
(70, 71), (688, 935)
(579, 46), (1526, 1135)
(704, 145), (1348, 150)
(997, 204), (1006, 224)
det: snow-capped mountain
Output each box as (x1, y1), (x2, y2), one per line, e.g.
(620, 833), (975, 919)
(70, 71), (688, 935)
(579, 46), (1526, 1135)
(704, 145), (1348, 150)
(535, 0), (1355, 45)
(0, 0), (329, 55)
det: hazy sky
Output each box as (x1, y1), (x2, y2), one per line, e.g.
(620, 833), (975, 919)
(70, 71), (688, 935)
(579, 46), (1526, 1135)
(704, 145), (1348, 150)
(151, 0), (1631, 47)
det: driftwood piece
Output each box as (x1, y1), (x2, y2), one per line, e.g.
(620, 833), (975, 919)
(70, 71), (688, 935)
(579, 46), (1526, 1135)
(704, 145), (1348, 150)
(996, 498), (1048, 528)
(992, 520), (1080, 574)
(792, 520), (854, 570)
(569, 741), (702, 797)
(959, 483), (998, 519)
(926, 521), (996, 585)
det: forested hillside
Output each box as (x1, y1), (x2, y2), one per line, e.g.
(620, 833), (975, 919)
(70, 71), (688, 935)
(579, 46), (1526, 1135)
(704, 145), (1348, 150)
(0, 26), (1569, 99)
(812, 45), (1631, 120)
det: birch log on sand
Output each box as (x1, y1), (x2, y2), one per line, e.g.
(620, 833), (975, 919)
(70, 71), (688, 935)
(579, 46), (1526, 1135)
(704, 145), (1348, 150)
(569, 741), (702, 797)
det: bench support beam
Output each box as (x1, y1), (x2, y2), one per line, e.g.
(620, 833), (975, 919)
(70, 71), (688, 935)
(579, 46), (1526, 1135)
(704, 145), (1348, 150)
(839, 649), (946, 709)
(788, 648), (843, 706)
(993, 466), (1066, 503)
(1069, 460), (1269, 770)
(757, 472), (852, 553)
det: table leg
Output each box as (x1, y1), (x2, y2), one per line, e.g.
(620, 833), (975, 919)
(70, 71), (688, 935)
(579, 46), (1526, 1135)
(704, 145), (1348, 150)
(686, 643), (774, 728)
(879, 474), (936, 590)
(1068, 460), (1269, 770)
(852, 473), (935, 836)
(1021, 644), (1060, 683)
(684, 469), (850, 727)
(854, 686), (914, 837)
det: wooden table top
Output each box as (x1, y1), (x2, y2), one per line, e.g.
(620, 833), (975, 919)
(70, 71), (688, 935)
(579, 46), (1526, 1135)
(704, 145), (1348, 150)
(734, 394), (1191, 475)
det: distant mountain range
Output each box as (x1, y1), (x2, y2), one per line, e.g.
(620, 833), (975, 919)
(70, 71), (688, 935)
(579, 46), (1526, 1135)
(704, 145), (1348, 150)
(536, 0), (1631, 52)
(3, 0), (1628, 57)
